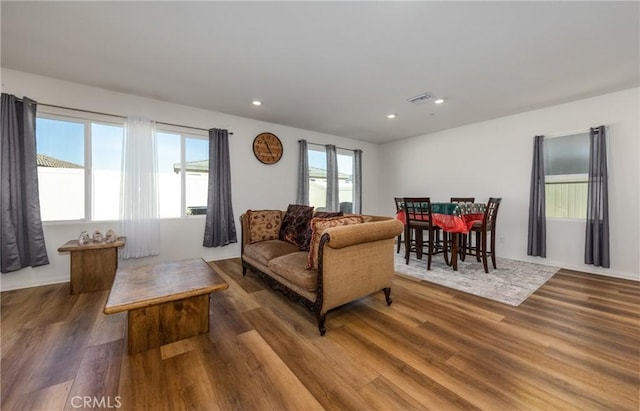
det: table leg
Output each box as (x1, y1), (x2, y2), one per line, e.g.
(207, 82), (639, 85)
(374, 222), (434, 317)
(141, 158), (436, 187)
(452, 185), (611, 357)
(69, 248), (117, 294)
(126, 294), (210, 354)
(451, 233), (458, 271)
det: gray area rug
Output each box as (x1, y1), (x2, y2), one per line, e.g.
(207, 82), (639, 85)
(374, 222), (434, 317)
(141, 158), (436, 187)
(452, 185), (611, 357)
(394, 246), (560, 306)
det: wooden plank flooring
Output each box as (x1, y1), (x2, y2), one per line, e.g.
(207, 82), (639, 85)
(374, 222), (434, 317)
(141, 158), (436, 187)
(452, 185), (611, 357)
(1, 258), (638, 410)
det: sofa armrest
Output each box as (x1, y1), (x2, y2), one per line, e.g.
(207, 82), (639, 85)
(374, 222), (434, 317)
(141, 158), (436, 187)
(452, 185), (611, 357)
(239, 213), (251, 246)
(322, 219), (404, 249)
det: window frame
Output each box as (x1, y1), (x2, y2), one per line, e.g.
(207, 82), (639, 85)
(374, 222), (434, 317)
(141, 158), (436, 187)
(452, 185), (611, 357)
(36, 111), (123, 223)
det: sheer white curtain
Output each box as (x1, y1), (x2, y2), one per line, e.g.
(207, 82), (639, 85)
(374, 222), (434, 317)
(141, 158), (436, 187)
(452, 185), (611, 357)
(120, 116), (160, 259)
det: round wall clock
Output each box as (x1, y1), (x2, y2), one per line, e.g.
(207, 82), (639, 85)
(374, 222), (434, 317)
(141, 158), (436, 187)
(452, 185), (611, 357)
(253, 132), (283, 164)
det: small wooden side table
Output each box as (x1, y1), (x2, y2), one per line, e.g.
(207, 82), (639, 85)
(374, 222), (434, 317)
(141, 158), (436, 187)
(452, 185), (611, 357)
(58, 237), (126, 295)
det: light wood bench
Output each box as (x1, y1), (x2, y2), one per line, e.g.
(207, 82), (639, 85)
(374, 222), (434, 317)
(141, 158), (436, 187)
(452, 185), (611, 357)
(104, 258), (228, 354)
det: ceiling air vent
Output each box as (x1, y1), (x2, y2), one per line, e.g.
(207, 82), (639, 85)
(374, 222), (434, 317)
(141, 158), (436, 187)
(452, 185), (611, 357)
(407, 93), (435, 104)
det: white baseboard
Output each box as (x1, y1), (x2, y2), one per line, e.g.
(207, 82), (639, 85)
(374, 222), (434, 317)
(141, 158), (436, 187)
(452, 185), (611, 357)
(509, 255), (639, 282)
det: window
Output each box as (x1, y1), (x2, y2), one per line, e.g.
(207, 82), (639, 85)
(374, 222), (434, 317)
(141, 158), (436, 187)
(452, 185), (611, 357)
(544, 132), (590, 219)
(36, 112), (209, 222)
(36, 117), (86, 221)
(337, 151), (354, 213)
(157, 132), (182, 218)
(157, 131), (209, 218)
(307, 146), (354, 212)
(184, 137), (209, 215)
(91, 123), (124, 221)
(37, 116), (125, 221)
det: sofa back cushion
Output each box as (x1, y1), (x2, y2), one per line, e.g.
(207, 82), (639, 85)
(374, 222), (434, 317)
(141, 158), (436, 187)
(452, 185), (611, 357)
(279, 204), (315, 249)
(307, 215), (365, 269)
(247, 210), (283, 244)
(300, 211), (343, 251)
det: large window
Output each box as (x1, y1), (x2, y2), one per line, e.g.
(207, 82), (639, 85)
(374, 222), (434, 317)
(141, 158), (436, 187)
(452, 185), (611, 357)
(36, 113), (209, 222)
(307, 146), (354, 212)
(544, 132), (589, 219)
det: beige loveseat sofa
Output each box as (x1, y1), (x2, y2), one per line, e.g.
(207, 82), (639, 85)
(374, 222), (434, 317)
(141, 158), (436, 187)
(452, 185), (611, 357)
(240, 208), (404, 335)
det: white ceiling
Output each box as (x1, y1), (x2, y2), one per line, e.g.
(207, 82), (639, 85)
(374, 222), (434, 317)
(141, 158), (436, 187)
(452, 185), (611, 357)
(2, 1), (638, 143)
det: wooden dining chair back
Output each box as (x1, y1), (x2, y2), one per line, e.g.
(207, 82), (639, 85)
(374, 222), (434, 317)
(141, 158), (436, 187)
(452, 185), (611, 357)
(449, 197), (475, 260)
(468, 197), (502, 273)
(402, 197), (446, 270)
(394, 197), (405, 254)
(450, 197), (475, 204)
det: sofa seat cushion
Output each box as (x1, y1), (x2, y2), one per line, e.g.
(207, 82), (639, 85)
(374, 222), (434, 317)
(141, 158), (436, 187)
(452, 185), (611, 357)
(268, 252), (318, 292)
(244, 240), (299, 266)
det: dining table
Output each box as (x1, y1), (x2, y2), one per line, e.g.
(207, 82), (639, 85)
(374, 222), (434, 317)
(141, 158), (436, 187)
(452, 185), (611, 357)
(397, 202), (486, 271)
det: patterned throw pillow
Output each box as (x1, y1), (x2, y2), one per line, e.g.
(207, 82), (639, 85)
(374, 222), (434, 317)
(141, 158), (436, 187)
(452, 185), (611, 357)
(306, 215), (364, 269)
(279, 204), (315, 248)
(247, 210), (282, 244)
(299, 211), (343, 251)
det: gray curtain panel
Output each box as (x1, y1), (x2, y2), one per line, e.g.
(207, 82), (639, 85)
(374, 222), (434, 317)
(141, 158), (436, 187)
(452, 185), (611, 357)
(203, 128), (237, 247)
(325, 144), (339, 212)
(527, 135), (546, 257)
(353, 149), (362, 214)
(1, 94), (49, 273)
(585, 126), (610, 268)
(296, 139), (309, 205)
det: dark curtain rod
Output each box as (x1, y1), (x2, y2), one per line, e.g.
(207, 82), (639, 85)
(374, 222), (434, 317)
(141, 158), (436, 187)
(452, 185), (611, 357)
(14, 99), (233, 135)
(300, 139), (361, 152)
(537, 125), (607, 139)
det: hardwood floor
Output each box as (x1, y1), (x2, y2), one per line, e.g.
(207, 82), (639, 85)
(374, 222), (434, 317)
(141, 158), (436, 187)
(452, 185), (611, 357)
(1, 258), (638, 410)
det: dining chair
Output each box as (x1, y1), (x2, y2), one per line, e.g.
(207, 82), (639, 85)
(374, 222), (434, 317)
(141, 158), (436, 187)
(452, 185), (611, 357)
(466, 197), (502, 273)
(402, 197), (447, 270)
(394, 197), (405, 254)
(449, 197), (475, 261)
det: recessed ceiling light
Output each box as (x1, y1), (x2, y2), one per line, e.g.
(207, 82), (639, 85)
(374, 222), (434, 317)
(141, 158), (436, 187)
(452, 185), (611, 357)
(434, 98), (445, 104)
(252, 100), (262, 106)
(387, 114), (396, 119)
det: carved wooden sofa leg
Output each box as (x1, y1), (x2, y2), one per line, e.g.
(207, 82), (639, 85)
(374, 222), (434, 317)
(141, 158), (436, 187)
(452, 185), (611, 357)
(383, 287), (392, 305)
(316, 312), (327, 336)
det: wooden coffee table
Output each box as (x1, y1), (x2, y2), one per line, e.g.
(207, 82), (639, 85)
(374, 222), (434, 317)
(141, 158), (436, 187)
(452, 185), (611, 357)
(104, 258), (228, 354)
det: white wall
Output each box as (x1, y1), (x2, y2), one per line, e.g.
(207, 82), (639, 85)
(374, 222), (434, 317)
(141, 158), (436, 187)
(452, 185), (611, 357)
(0, 68), (383, 290)
(380, 88), (640, 280)
(2, 68), (637, 289)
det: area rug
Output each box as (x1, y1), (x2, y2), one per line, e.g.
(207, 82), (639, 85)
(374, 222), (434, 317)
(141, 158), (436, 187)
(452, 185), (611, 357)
(394, 246), (560, 306)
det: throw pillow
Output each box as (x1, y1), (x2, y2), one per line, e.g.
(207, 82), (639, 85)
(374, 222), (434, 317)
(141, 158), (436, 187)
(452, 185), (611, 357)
(279, 204), (315, 248)
(299, 211), (343, 251)
(306, 215), (364, 269)
(247, 210), (282, 244)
